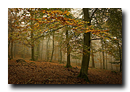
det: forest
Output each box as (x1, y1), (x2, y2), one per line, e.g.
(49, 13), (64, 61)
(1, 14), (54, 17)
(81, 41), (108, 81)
(8, 8), (122, 84)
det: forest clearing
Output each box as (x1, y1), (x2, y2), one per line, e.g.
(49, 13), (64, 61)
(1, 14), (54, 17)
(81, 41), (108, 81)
(8, 59), (122, 84)
(8, 8), (122, 84)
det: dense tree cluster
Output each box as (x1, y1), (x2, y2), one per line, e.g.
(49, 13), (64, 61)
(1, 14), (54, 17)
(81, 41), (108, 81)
(8, 8), (122, 81)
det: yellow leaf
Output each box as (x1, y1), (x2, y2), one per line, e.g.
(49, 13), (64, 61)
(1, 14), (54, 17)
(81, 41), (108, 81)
(43, 10), (45, 13)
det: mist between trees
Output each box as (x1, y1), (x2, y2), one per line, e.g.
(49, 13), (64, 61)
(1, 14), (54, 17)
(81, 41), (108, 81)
(8, 8), (122, 82)
(8, 29), (121, 71)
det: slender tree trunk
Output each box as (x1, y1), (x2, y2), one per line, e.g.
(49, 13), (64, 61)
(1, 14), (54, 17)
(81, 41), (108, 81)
(35, 41), (40, 61)
(91, 48), (95, 68)
(99, 52), (102, 69)
(14, 42), (16, 58)
(101, 40), (105, 69)
(11, 40), (13, 59)
(58, 34), (62, 63)
(23, 44), (25, 59)
(105, 43), (107, 69)
(41, 39), (43, 60)
(8, 40), (11, 59)
(30, 10), (35, 61)
(102, 49), (105, 69)
(66, 29), (71, 68)
(31, 16), (35, 61)
(60, 49), (62, 63)
(111, 56), (113, 70)
(31, 31), (35, 61)
(119, 45), (122, 72)
(78, 8), (91, 82)
(46, 36), (50, 61)
(10, 29), (14, 60)
(50, 32), (55, 62)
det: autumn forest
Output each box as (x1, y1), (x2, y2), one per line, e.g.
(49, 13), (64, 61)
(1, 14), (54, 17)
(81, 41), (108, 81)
(8, 8), (122, 84)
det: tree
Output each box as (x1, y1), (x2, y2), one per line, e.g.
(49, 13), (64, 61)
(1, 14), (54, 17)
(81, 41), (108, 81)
(107, 9), (122, 72)
(9, 8), (117, 79)
(50, 31), (55, 62)
(91, 46), (95, 68)
(78, 8), (91, 82)
(46, 35), (50, 61)
(90, 8), (122, 71)
(65, 28), (71, 68)
(30, 10), (35, 61)
(8, 8), (19, 60)
(101, 40), (105, 69)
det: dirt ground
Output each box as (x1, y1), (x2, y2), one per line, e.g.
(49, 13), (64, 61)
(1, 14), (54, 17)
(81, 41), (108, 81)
(8, 59), (122, 84)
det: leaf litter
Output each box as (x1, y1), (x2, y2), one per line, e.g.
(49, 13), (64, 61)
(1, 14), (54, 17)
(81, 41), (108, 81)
(8, 59), (122, 84)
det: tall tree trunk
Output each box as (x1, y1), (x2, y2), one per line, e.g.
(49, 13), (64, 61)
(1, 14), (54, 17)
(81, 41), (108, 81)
(119, 44), (122, 72)
(31, 31), (35, 61)
(41, 39), (43, 60)
(111, 55), (113, 70)
(35, 41), (40, 61)
(50, 32), (55, 62)
(91, 48), (95, 68)
(14, 42), (16, 58)
(105, 43), (107, 69)
(102, 49), (105, 69)
(46, 36), (50, 61)
(11, 40), (13, 59)
(31, 16), (35, 61)
(78, 8), (91, 82)
(101, 40), (105, 69)
(30, 10), (35, 61)
(100, 52), (102, 69)
(8, 40), (11, 60)
(10, 29), (14, 60)
(58, 34), (62, 63)
(66, 29), (71, 68)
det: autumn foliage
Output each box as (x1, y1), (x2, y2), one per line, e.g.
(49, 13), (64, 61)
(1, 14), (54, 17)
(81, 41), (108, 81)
(8, 8), (108, 43)
(8, 8), (122, 84)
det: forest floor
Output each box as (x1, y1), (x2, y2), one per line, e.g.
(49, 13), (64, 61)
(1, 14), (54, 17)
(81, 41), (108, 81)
(8, 59), (122, 84)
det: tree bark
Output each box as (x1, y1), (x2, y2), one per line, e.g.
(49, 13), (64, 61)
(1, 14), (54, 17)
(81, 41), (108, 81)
(58, 34), (62, 63)
(100, 52), (102, 69)
(41, 39), (43, 60)
(8, 40), (11, 60)
(46, 36), (50, 61)
(111, 55), (113, 70)
(31, 31), (35, 61)
(11, 40), (13, 59)
(119, 45), (122, 72)
(30, 10), (35, 61)
(50, 32), (55, 62)
(91, 48), (95, 68)
(78, 8), (91, 82)
(101, 39), (105, 69)
(66, 29), (71, 68)
(35, 41), (40, 61)
(105, 43), (107, 69)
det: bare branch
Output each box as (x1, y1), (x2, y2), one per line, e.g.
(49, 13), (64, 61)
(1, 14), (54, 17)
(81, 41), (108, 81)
(33, 25), (65, 41)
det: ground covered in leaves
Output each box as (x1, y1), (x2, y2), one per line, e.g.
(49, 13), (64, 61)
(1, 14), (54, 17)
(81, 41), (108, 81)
(8, 59), (122, 84)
